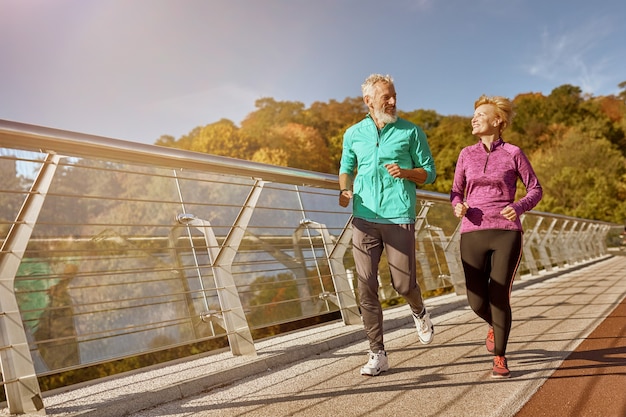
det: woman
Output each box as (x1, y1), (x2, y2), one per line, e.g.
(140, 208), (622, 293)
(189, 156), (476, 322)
(450, 95), (542, 378)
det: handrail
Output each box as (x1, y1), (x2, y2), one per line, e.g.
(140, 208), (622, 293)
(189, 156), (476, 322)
(0, 119), (338, 188)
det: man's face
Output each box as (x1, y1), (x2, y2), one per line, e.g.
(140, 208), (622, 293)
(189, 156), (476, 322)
(367, 81), (397, 125)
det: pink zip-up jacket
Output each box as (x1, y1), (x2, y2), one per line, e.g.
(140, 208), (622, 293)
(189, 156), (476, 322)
(450, 138), (543, 234)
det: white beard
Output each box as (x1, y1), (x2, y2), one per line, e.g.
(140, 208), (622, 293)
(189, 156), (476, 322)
(373, 107), (397, 125)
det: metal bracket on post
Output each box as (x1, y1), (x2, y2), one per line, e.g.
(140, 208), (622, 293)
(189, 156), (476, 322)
(176, 212), (257, 357)
(290, 215), (360, 325)
(176, 179), (264, 357)
(0, 154), (63, 415)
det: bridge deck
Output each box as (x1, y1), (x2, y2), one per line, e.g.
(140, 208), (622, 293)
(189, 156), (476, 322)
(4, 255), (625, 417)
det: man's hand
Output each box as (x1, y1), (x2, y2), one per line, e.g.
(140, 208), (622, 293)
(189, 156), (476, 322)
(339, 190), (353, 207)
(384, 163), (403, 179)
(385, 164), (427, 184)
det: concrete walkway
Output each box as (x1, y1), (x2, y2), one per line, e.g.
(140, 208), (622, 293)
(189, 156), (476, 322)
(3, 255), (625, 417)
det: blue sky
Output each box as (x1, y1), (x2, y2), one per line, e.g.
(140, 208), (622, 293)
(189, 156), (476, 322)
(1, 0), (625, 145)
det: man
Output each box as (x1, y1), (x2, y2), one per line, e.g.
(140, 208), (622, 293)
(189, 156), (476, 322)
(339, 74), (436, 376)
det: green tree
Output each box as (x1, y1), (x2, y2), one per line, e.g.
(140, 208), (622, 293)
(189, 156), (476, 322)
(422, 115), (473, 194)
(618, 81), (626, 102)
(188, 119), (251, 159)
(246, 273), (302, 328)
(510, 92), (550, 153)
(531, 129), (626, 222)
(545, 84), (584, 125)
(400, 109), (443, 132)
(0, 155), (28, 237)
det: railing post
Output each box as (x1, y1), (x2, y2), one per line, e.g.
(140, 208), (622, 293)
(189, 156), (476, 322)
(571, 222), (586, 263)
(415, 203), (436, 288)
(443, 224), (466, 295)
(564, 221), (581, 265)
(532, 216), (553, 272)
(520, 214), (539, 275)
(553, 220), (570, 267)
(0, 154), (61, 415)
(325, 218), (361, 325)
(539, 218), (558, 271)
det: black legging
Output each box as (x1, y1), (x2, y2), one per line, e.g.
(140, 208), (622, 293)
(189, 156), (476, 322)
(460, 229), (522, 356)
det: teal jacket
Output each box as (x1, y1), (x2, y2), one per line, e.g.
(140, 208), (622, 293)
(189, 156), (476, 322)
(339, 115), (436, 223)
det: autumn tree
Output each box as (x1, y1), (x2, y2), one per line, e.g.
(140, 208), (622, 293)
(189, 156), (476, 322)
(252, 123), (334, 173)
(240, 98), (306, 142)
(577, 98), (626, 153)
(304, 97), (365, 140)
(154, 135), (176, 148)
(148, 83), (626, 223)
(250, 147), (290, 167)
(304, 97), (366, 170)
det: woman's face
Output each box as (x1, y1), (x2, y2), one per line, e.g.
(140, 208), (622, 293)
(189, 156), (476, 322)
(471, 104), (500, 136)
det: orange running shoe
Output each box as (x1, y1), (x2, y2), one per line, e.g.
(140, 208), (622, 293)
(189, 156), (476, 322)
(485, 326), (495, 354)
(492, 355), (510, 378)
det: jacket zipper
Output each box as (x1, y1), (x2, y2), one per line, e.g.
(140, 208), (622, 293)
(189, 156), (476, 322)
(375, 124), (381, 218)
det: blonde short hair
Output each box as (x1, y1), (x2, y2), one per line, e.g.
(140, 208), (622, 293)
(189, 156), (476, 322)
(361, 74), (394, 98)
(474, 94), (514, 132)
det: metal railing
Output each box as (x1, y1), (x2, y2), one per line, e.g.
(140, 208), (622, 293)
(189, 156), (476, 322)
(0, 119), (619, 414)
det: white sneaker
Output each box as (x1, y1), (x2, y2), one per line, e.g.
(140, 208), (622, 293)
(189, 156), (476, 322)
(360, 350), (389, 376)
(414, 310), (434, 344)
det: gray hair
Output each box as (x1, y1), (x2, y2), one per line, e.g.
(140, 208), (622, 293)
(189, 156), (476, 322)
(361, 74), (394, 98)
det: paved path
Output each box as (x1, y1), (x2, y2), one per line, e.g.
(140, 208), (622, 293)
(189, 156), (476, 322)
(514, 279), (626, 417)
(3, 255), (625, 417)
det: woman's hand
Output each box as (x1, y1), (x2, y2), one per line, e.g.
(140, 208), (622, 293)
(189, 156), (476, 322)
(454, 202), (469, 218)
(500, 206), (517, 221)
